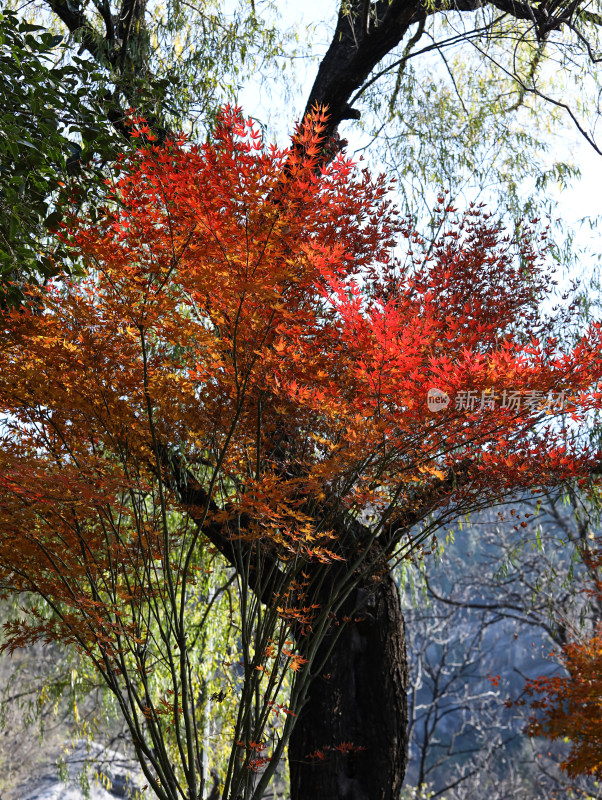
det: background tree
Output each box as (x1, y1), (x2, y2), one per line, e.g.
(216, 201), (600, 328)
(522, 536), (602, 781)
(401, 497), (602, 799)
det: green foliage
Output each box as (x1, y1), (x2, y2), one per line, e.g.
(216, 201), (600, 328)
(143, 0), (291, 136)
(12, 0), (293, 138)
(0, 9), (119, 305)
(357, 15), (588, 240)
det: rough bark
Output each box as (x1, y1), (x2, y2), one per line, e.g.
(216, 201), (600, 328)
(289, 570), (408, 800)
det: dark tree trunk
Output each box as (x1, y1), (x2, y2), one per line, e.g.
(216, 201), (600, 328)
(289, 570), (408, 800)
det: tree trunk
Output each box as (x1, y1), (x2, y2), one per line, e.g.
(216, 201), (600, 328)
(289, 570), (408, 800)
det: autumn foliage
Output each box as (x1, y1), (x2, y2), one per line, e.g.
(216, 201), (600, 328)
(524, 544), (602, 778)
(1, 106), (602, 797)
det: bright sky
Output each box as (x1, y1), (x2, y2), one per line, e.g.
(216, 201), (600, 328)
(554, 129), (602, 242)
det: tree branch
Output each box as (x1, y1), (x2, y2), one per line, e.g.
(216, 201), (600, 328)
(157, 447), (287, 609)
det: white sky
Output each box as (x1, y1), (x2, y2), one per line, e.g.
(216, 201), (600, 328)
(554, 129), (602, 237)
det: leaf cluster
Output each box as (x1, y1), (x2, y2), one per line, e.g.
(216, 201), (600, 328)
(0, 8), (120, 306)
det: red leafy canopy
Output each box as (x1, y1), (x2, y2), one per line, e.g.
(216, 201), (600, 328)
(1, 106), (602, 651)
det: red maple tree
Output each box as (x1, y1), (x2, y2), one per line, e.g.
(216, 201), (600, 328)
(1, 106), (602, 799)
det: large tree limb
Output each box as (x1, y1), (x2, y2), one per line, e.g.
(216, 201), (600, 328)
(304, 0), (590, 136)
(303, 0), (427, 134)
(46, 0), (108, 64)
